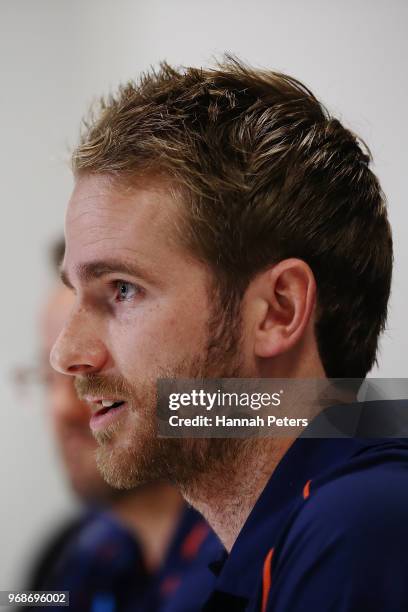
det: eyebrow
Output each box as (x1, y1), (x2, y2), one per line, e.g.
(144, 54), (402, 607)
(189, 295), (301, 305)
(60, 259), (152, 289)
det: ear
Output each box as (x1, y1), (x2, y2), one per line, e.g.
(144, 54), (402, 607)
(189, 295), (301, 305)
(247, 258), (317, 359)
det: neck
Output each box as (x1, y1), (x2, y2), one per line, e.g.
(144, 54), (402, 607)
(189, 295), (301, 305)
(181, 351), (330, 550)
(112, 482), (184, 571)
(183, 437), (294, 552)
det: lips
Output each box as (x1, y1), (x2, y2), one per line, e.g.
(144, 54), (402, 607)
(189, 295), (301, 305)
(83, 396), (126, 415)
(89, 400), (128, 433)
(94, 400), (125, 417)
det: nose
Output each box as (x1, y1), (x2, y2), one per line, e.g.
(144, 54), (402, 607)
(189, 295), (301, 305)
(50, 308), (108, 376)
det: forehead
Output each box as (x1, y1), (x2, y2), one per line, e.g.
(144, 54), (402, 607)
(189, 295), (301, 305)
(65, 174), (182, 268)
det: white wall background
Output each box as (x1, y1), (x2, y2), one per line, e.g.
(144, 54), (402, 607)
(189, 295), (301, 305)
(0, 0), (407, 587)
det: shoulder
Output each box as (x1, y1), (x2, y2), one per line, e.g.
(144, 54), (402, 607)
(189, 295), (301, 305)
(282, 440), (408, 559)
(26, 514), (87, 590)
(260, 441), (408, 611)
(299, 439), (408, 531)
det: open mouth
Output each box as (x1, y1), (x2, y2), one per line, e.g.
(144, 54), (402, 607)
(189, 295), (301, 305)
(95, 400), (125, 417)
(90, 400), (127, 433)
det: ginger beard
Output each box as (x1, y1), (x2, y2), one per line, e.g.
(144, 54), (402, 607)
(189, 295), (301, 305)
(75, 292), (248, 492)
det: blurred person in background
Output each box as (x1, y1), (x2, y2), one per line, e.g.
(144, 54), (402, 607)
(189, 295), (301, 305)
(19, 238), (222, 611)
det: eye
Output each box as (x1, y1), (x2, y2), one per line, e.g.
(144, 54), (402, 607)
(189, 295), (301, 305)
(114, 281), (141, 302)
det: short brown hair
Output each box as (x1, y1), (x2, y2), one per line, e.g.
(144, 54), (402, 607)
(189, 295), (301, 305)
(72, 57), (393, 378)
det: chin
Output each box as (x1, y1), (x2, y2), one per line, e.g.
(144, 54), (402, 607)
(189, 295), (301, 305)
(96, 444), (151, 489)
(94, 423), (161, 489)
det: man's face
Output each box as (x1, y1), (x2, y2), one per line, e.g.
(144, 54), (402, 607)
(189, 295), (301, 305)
(51, 174), (246, 490)
(42, 285), (119, 502)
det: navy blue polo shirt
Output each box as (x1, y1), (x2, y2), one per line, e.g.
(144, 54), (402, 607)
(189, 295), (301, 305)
(203, 400), (408, 611)
(140, 505), (224, 611)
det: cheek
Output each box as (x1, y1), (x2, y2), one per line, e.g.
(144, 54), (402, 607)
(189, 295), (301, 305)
(108, 299), (209, 375)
